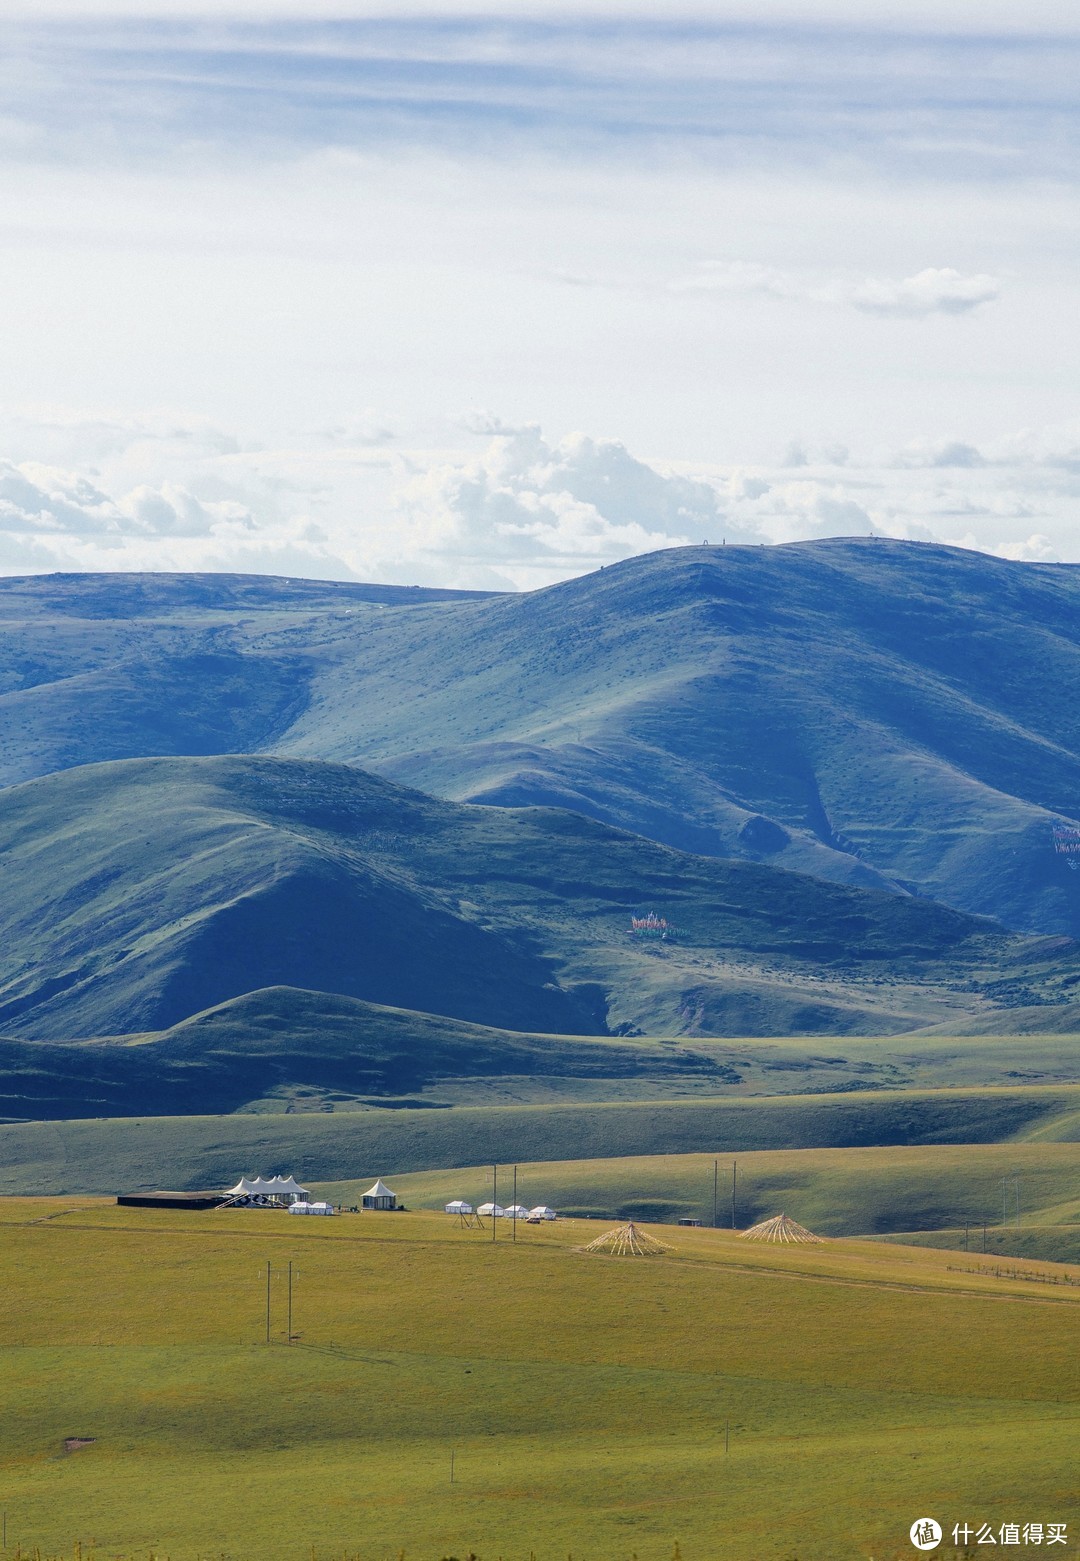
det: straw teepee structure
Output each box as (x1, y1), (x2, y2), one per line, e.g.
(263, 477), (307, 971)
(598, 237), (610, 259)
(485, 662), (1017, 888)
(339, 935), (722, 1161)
(740, 1212), (824, 1244)
(583, 1221), (673, 1256)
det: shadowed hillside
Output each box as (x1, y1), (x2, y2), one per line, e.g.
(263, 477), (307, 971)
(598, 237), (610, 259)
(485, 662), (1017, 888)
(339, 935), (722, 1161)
(0, 987), (727, 1122)
(3, 542), (1080, 935)
(1, 755), (1078, 1067)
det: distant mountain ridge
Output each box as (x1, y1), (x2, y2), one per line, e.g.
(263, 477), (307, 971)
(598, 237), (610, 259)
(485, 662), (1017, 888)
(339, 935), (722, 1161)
(2, 540), (1080, 935)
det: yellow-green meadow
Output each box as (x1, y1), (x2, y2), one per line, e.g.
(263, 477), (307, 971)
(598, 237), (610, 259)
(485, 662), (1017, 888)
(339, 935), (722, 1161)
(1, 1194), (1077, 1561)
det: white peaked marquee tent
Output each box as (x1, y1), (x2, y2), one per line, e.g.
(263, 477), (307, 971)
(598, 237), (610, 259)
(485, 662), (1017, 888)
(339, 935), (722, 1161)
(504, 1204), (529, 1220)
(445, 1200), (473, 1214)
(527, 1206), (557, 1221)
(477, 1202), (505, 1217)
(362, 1179), (398, 1210)
(227, 1174), (309, 1204)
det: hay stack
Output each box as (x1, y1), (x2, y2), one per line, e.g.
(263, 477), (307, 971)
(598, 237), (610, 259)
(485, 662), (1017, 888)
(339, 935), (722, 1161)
(740, 1213), (823, 1244)
(583, 1221), (672, 1256)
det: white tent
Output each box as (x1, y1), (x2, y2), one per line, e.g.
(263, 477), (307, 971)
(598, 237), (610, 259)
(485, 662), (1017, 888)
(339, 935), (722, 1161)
(477, 1202), (505, 1217)
(362, 1179), (397, 1209)
(504, 1204), (529, 1219)
(445, 1200), (473, 1214)
(527, 1205), (557, 1221)
(289, 1201), (335, 1216)
(227, 1173), (309, 1203)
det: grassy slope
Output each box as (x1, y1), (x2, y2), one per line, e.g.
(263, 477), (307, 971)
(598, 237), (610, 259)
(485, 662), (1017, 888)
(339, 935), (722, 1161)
(7, 987), (1080, 1124)
(0, 1200), (1075, 1561)
(2, 752), (1078, 1058)
(0, 987), (728, 1121)
(352, 1141), (1080, 1255)
(0, 1084), (1077, 1195)
(6, 542), (1080, 936)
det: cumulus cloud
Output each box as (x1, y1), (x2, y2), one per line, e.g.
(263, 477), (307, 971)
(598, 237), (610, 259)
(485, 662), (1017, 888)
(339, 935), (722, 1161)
(0, 449), (360, 578)
(0, 460), (256, 539)
(851, 267), (1000, 317)
(3, 401), (1080, 589)
(396, 427), (737, 585)
(995, 533), (1060, 562)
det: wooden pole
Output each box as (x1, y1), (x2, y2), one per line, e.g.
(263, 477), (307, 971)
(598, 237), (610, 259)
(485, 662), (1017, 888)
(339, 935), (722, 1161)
(287, 1260), (293, 1343)
(731, 1160), (737, 1229)
(492, 1164), (497, 1243)
(513, 1164), (518, 1242)
(265, 1260), (271, 1345)
(450, 1449), (455, 1484)
(712, 1160), (718, 1228)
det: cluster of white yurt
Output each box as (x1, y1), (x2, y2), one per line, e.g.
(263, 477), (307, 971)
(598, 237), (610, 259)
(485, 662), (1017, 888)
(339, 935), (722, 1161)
(447, 1200), (557, 1222)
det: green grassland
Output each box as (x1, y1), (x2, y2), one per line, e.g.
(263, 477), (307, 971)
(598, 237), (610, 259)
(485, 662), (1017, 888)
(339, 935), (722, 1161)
(0, 1198), (1076, 1561)
(1, 1083), (1078, 1196)
(322, 1141), (1080, 1255)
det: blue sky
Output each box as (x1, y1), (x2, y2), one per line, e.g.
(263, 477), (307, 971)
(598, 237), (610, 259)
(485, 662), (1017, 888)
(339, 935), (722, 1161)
(0, 5), (1077, 585)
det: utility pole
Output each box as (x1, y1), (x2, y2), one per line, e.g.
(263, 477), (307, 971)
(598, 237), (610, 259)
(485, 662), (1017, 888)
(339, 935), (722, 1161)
(287, 1260), (294, 1343)
(731, 1161), (737, 1230)
(492, 1164), (497, 1243)
(1015, 1174), (1021, 1228)
(265, 1260), (271, 1345)
(1002, 1176), (1008, 1228)
(712, 1160), (718, 1229)
(513, 1165), (518, 1243)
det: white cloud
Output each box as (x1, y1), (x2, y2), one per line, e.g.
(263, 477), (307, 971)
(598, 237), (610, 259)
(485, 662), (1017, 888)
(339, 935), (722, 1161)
(3, 402), (1080, 588)
(851, 267), (1000, 317)
(996, 532), (1060, 561)
(396, 427), (738, 586)
(668, 261), (1004, 321)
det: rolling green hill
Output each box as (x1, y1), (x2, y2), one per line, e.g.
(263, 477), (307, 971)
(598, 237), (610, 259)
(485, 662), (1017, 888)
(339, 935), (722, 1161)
(4, 540), (1080, 935)
(2, 752), (1078, 1061)
(0, 987), (727, 1122)
(1, 1084), (1077, 1195)
(351, 1140), (1080, 1251)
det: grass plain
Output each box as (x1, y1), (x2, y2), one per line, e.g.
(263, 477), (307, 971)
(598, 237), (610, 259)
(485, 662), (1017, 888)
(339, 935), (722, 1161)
(0, 1197), (1077, 1561)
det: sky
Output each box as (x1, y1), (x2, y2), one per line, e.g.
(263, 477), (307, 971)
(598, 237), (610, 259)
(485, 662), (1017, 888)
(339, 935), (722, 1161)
(0, 4), (1078, 587)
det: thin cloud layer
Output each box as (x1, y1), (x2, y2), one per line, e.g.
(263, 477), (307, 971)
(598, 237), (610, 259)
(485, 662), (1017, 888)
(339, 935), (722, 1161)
(0, 10), (1074, 587)
(851, 268), (1000, 317)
